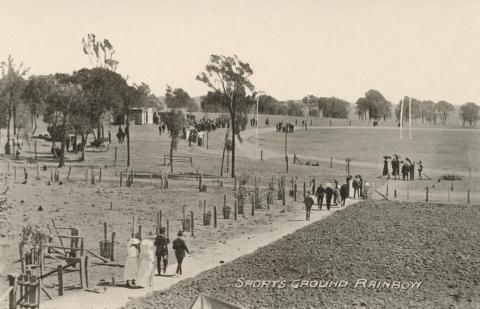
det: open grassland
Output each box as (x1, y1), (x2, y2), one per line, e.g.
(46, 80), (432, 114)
(123, 200), (480, 309)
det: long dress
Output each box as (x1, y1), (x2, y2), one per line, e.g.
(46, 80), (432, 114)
(136, 239), (155, 287)
(123, 238), (140, 281)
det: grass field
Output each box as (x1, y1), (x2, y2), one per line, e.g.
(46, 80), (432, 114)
(123, 200), (480, 309)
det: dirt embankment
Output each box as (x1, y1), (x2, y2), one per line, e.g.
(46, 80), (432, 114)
(123, 200), (480, 309)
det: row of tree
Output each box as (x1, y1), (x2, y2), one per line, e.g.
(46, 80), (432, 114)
(0, 35), (155, 167)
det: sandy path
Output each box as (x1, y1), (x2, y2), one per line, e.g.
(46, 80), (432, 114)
(41, 197), (360, 309)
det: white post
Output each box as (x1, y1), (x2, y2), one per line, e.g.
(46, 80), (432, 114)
(409, 96), (412, 140)
(399, 98), (404, 140)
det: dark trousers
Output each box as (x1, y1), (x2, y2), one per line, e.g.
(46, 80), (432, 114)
(175, 254), (184, 275)
(326, 195), (332, 210)
(306, 207), (311, 221)
(156, 255), (168, 275)
(317, 194), (324, 208)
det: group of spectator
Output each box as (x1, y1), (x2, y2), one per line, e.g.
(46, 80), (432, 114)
(385, 155), (424, 180)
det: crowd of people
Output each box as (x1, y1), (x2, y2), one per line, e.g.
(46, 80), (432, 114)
(123, 227), (191, 288)
(304, 175), (369, 220)
(383, 155), (424, 180)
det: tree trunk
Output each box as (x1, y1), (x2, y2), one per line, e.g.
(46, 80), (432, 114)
(59, 117), (66, 167)
(220, 144), (226, 176)
(13, 106), (16, 135)
(126, 118), (130, 167)
(5, 96), (12, 155)
(231, 109), (236, 178)
(170, 136), (174, 173)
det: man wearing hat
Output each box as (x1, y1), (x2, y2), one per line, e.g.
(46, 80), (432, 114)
(173, 231), (190, 277)
(154, 227), (170, 276)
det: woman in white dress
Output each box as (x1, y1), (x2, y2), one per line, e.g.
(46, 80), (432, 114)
(135, 238), (155, 287)
(123, 236), (140, 287)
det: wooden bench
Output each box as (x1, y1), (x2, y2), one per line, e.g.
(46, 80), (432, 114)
(163, 155), (193, 166)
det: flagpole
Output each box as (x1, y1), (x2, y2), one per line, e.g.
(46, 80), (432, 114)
(409, 97), (412, 140)
(400, 98), (404, 140)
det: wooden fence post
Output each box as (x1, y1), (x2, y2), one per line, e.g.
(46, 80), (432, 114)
(166, 219), (170, 239)
(99, 168), (102, 182)
(111, 232), (115, 261)
(199, 174), (203, 192)
(85, 168), (88, 184)
(114, 146), (117, 166)
(190, 211), (194, 237)
(249, 195), (254, 216)
(8, 274), (16, 309)
(234, 200), (237, 220)
(467, 189), (470, 204)
(282, 187), (286, 206)
(214, 206), (217, 228)
(119, 172), (123, 187)
(234, 176), (237, 191)
(261, 150), (263, 161)
(330, 156), (333, 168)
(426, 186), (429, 202)
(57, 265), (64, 296)
(34, 140), (37, 160)
(294, 183), (297, 201)
(303, 182), (305, 198)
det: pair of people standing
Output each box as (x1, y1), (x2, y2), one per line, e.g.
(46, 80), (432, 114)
(123, 234), (155, 288)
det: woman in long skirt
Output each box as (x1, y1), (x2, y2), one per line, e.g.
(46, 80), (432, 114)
(135, 238), (156, 287)
(123, 237), (140, 287)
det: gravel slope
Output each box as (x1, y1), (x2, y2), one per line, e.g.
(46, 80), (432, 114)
(123, 200), (480, 309)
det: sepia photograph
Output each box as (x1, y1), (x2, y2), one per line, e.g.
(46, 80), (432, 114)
(0, 0), (479, 308)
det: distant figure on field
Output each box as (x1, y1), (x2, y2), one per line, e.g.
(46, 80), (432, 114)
(123, 235), (140, 287)
(154, 227), (169, 275)
(173, 231), (190, 277)
(410, 162), (415, 180)
(333, 180), (340, 206)
(382, 157), (389, 176)
(418, 161), (423, 180)
(304, 195), (314, 221)
(108, 130), (111, 144)
(315, 184), (325, 209)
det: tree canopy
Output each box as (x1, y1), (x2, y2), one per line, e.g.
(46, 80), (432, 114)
(165, 86), (199, 111)
(459, 102), (479, 127)
(355, 89), (392, 121)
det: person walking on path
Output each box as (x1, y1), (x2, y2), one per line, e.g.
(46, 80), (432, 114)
(315, 184), (325, 209)
(123, 235), (140, 287)
(154, 227), (169, 275)
(173, 231), (190, 277)
(304, 195), (314, 221)
(325, 185), (334, 210)
(136, 238), (156, 288)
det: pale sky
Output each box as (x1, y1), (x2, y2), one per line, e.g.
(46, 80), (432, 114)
(1, 0), (479, 104)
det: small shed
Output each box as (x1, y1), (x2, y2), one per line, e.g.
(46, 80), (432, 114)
(131, 107), (157, 125)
